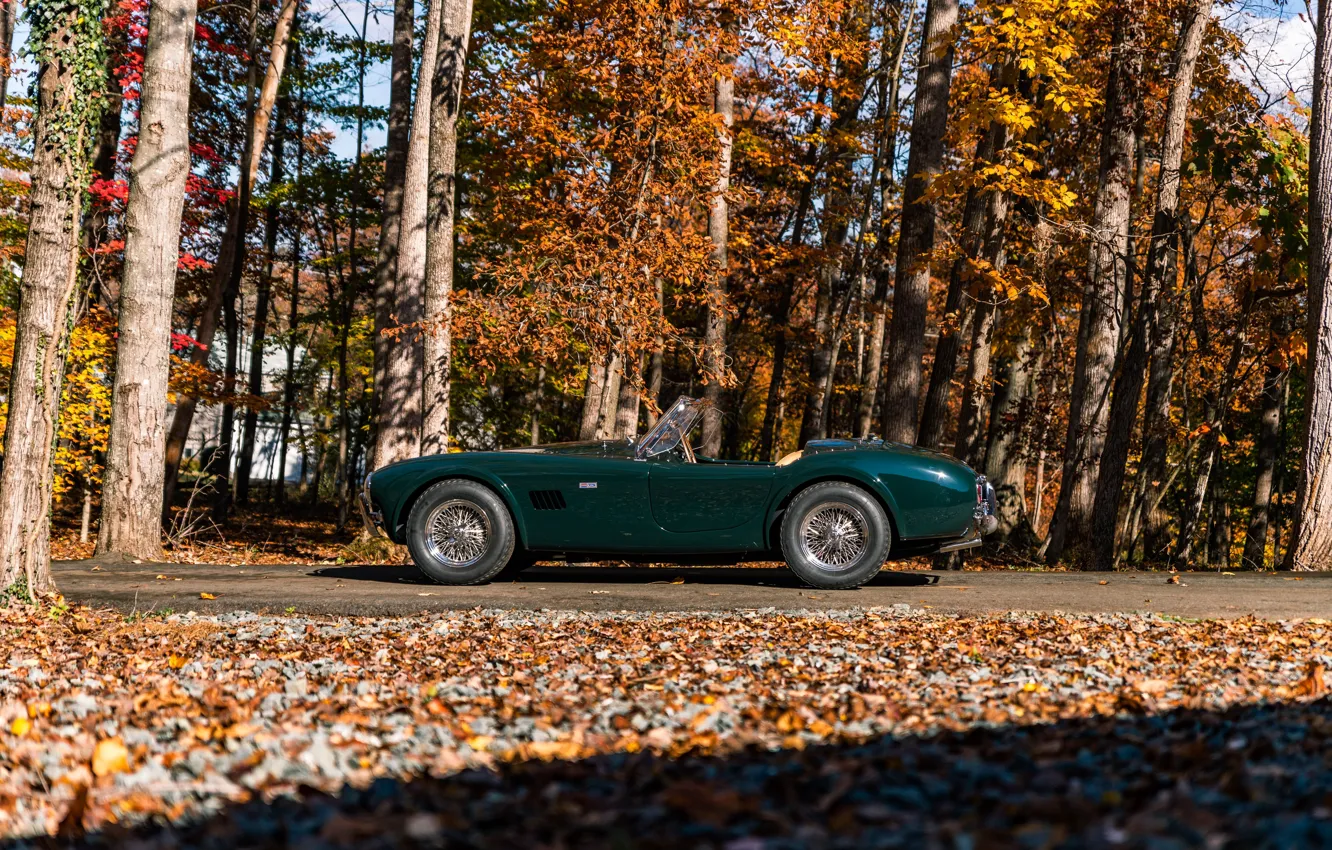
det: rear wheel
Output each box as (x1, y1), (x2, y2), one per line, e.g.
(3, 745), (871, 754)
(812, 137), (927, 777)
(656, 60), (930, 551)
(406, 479), (517, 585)
(780, 481), (890, 589)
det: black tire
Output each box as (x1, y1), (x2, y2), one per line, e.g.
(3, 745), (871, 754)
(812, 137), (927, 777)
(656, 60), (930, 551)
(405, 479), (517, 585)
(780, 481), (891, 589)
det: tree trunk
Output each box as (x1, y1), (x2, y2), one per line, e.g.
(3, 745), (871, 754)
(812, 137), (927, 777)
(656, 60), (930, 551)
(855, 7), (912, 439)
(0, 4), (106, 595)
(420, 0), (473, 455)
(953, 178), (1010, 468)
(1290, 0), (1332, 570)
(1205, 447), (1230, 567)
(161, 0), (299, 513)
(1045, 10), (1142, 565)
(878, 0), (959, 444)
(96, 0), (197, 560)
(700, 16), (735, 457)
(1086, 0), (1210, 570)
(579, 353), (609, 440)
(0, 0), (17, 114)
(917, 69), (1011, 450)
(237, 97), (288, 504)
(1242, 356), (1287, 569)
(984, 320), (1035, 543)
(275, 75), (306, 504)
(371, 0), (415, 455)
(597, 353), (623, 439)
(376, 0), (442, 468)
(757, 85), (827, 460)
(614, 357), (641, 440)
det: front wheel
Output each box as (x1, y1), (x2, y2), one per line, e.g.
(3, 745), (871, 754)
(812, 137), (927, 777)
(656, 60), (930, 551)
(780, 482), (891, 589)
(406, 479), (517, 585)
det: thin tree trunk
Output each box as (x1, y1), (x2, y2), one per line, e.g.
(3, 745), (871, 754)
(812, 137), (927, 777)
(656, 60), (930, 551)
(0, 4), (105, 594)
(1205, 446), (1230, 567)
(96, 0), (196, 559)
(530, 363), (545, 445)
(917, 67), (1012, 450)
(700, 15), (735, 457)
(1086, 0), (1210, 570)
(420, 0), (474, 455)
(371, 0), (415, 455)
(878, 0), (959, 444)
(757, 85), (827, 459)
(647, 277), (665, 424)
(237, 97), (288, 504)
(337, 0), (370, 525)
(855, 7), (912, 438)
(275, 69), (306, 504)
(0, 0), (18, 114)
(376, 0), (442, 468)
(1242, 356), (1287, 569)
(1290, 0), (1332, 570)
(1045, 10), (1143, 565)
(161, 0), (299, 513)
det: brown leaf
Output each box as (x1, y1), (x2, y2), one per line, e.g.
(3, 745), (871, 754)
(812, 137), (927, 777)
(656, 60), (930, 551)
(1294, 662), (1326, 699)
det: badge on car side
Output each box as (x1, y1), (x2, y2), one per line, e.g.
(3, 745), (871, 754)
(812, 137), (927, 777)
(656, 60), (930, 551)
(579, 482), (597, 489)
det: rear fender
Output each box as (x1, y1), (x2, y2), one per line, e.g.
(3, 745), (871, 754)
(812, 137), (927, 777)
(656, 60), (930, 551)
(764, 468), (904, 550)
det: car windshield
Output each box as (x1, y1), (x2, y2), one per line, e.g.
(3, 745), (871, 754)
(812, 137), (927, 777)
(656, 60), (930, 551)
(635, 396), (704, 459)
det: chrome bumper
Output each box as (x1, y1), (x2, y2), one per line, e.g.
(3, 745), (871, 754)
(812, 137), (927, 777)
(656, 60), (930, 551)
(937, 477), (999, 554)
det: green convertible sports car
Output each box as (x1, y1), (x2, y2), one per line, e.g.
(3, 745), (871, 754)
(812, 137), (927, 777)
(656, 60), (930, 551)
(363, 396), (998, 589)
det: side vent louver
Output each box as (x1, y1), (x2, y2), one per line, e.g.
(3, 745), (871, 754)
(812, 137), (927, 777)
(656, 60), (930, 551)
(528, 489), (567, 511)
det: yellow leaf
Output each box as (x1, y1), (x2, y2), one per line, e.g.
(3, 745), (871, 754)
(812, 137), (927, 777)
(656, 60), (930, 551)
(10, 716), (30, 736)
(199, 592), (217, 600)
(92, 737), (130, 776)
(168, 654), (186, 669)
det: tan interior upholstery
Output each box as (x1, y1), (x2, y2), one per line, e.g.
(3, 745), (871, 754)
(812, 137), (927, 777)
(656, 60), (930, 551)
(775, 450), (803, 467)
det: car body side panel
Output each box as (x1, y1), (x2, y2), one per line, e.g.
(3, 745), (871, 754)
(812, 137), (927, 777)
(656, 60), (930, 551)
(648, 460), (775, 533)
(369, 439), (977, 554)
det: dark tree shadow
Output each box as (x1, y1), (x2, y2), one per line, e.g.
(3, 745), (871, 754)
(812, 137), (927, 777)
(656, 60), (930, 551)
(18, 698), (1332, 848)
(310, 564), (941, 588)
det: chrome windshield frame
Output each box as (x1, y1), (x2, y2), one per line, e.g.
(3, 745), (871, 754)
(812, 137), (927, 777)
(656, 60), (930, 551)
(634, 396), (704, 460)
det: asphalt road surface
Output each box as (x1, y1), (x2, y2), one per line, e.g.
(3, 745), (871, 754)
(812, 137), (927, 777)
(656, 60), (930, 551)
(52, 558), (1332, 620)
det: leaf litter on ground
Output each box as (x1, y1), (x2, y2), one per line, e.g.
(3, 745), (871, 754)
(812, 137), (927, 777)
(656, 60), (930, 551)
(0, 604), (1329, 847)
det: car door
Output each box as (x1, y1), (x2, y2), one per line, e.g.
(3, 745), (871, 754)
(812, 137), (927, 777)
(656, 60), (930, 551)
(647, 458), (776, 534)
(504, 454), (656, 552)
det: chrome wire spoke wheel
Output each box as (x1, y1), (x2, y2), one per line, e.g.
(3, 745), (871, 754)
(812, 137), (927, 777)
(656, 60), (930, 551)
(424, 499), (492, 567)
(798, 502), (869, 571)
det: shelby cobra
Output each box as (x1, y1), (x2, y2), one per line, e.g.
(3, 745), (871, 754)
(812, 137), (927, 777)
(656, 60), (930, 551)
(363, 396), (998, 589)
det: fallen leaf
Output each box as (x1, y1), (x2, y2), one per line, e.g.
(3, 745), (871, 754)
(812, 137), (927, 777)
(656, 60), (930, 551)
(671, 577), (685, 585)
(199, 592), (217, 600)
(10, 716), (30, 736)
(1099, 580), (1109, 585)
(1294, 663), (1326, 699)
(1165, 575), (1186, 586)
(55, 784), (89, 838)
(92, 737), (130, 777)
(168, 654), (186, 669)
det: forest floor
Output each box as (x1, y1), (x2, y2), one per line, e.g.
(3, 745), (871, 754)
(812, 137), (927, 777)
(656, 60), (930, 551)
(1, 604), (1329, 847)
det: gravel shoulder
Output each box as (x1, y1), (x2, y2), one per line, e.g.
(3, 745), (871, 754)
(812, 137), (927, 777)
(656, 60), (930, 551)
(53, 559), (1332, 620)
(1, 606), (1329, 847)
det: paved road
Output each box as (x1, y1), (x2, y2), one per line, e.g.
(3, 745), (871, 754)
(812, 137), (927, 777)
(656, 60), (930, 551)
(52, 559), (1332, 620)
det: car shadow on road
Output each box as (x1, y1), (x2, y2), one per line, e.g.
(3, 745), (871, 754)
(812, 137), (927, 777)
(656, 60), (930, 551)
(310, 564), (941, 588)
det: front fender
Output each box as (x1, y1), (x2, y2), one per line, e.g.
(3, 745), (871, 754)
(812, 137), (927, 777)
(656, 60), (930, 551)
(370, 458), (530, 546)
